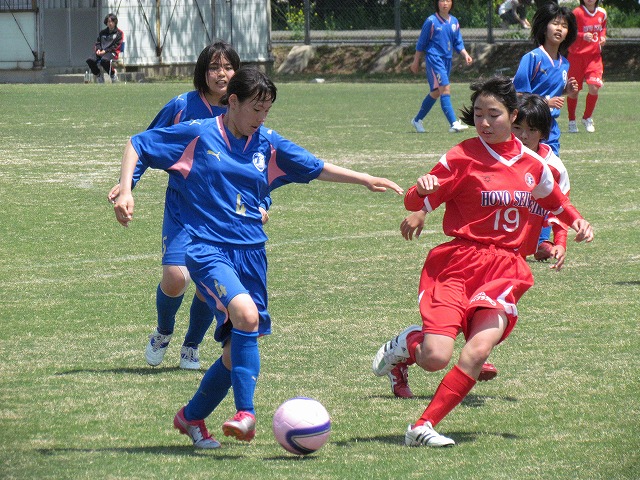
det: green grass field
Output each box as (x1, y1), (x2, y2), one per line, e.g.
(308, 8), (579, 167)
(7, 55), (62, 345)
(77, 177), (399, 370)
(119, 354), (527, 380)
(0, 80), (638, 479)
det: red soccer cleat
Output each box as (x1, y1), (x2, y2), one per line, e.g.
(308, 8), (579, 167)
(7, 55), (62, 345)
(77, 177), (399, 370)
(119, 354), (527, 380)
(222, 411), (256, 442)
(388, 363), (414, 398)
(478, 362), (498, 382)
(173, 406), (220, 449)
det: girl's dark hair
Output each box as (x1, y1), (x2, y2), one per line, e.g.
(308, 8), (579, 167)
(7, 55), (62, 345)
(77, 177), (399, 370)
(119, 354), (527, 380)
(515, 93), (552, 140)
(530, 2), (577, 53)
(579, 0), (599, 7)
(221, 65), (277, 106)
(193, 41), (241, 95)
(434, 0), (453, 13)
(459, 76), (518, 126)
(103, 13), (118, 27)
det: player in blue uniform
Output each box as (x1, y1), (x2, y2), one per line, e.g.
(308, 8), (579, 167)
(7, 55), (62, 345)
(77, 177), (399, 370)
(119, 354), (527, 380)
(108, 41), (252, 370)
(113, 66), (404, 448)
(513, 2), (578, 258)
(513, 2), (578, 156)
(410, 0), (473, 134)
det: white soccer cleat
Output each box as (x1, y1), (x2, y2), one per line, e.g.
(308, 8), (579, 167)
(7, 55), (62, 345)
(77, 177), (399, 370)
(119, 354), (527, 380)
(372, 325), (422, 376)
(449, 120), (469, 133)
(582, 117), (595, 133)
(411, 118), (426, 133)
(180, 346), (201, 370)
(145, 329), (172, 366)
(174, 406), (221, 449)
(405, 422), (455, 447)
(568, 120), (578, 133)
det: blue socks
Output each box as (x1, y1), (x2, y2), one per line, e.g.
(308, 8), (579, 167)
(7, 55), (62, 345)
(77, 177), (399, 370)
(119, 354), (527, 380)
(440, 94), (457, 125)
(416, 94), (437, 121)
(538, 225), (552, 244)
(184, 357), (232, 420)
(230, 329), (260, 415)
(183, 294), (214, 347)
(156, 283), (183, 335)
(182, 328), (260, 421)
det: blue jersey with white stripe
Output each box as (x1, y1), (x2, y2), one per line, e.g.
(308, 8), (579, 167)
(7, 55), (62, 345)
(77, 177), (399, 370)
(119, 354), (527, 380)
(131, 116), (324, 247)
(131, 91), (226, 187)
(513, 46), (569, 120)
(416, 13), (466, 59)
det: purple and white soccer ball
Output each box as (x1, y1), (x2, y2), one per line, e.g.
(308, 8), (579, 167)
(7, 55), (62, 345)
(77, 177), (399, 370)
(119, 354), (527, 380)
(272, 397), (331, 455)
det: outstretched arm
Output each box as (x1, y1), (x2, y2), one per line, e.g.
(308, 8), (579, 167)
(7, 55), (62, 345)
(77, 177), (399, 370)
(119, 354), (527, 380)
(316, 163), (404, 195)
(112, 140), (140, 227)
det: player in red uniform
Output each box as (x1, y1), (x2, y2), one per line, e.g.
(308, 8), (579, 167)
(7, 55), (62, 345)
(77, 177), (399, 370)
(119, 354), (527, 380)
(566, 0), (607, 133)
(372, 76), (593, 447)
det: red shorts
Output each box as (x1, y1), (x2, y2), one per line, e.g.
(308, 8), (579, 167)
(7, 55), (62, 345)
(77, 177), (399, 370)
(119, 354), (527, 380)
(418, 239), (534, 343)
(568, 53), (604, 89)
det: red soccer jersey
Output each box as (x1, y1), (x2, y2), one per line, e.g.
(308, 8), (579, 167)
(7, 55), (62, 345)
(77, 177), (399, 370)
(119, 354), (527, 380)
(405, 135), (581, 252)
(568, 5), (607, 57)
(520, 143), (571, 256)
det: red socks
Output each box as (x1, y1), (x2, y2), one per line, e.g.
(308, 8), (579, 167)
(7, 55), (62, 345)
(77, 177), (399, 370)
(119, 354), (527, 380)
(405, 330), (424, 365)
(584, 93), (598, 120)
(415, 364), (476, 428)
(567, 96), (578, 121)
(568, 94), (599, 121)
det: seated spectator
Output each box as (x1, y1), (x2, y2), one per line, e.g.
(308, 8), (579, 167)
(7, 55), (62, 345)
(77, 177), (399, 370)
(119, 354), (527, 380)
(86, 13), (124, 83)
(498, 0), (532, 29)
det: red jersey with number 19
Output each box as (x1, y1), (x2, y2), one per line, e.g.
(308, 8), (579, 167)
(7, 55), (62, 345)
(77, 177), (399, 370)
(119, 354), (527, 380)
(405, 135), (581, 252)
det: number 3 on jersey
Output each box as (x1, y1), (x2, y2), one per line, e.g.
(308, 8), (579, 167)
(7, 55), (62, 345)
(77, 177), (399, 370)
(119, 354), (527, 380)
(493, 208), (520, 232)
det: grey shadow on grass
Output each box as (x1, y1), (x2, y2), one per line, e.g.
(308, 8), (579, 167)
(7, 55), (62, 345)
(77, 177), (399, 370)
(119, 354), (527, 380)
(614, 280), (640, 286)
(369, 393), (518, 408)
(55, 366), (190, 376)
(335, 430), (519, 447)
(37, 445), (242, 460)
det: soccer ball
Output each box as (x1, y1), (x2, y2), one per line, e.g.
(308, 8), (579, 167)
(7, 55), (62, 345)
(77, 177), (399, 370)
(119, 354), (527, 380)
(272, 397), (331, 455)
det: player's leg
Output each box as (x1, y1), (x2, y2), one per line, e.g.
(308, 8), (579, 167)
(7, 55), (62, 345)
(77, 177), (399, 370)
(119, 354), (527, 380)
(567, 59), (584, 133)
(407, 309), (506, 447)
(86, 57), (100, 77)
(174, 342), (231, 449)
(582, 61), (603, 133)
(412, 60), (439, 132)
(219, 293), (260, 441)
(180, 288), (215, 370)
(145, 264), (188, 366)
(436, 62), (467, 133)
(145, 201), (191, 366)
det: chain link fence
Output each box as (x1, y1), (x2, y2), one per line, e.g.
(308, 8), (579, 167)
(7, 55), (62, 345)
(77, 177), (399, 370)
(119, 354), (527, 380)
(270, 0), (640, 46)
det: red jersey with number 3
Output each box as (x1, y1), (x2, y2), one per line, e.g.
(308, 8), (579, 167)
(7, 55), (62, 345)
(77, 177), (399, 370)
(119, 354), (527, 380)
(405, 135), (581, 252)
(568, 5), (607, 57)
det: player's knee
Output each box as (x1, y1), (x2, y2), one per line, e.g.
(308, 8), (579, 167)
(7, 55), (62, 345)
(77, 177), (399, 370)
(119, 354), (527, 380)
(417, 350), (451, 372)
(161, 265), (191, 297)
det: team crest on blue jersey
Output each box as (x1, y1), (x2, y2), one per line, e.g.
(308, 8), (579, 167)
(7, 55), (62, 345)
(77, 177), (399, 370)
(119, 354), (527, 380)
(253, 152), (266, 172)
(524, 172), (535, 187)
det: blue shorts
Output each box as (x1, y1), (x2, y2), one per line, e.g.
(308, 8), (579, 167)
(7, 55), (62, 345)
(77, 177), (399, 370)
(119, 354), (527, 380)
(161, 187), (191, 266)
(185, 242), (272, 344)
(425, 55), (451, 91)
(547, 118), (561, 155)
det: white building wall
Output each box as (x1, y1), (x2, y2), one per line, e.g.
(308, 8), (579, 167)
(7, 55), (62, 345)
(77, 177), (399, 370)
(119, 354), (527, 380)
(0, 0), (271, 71)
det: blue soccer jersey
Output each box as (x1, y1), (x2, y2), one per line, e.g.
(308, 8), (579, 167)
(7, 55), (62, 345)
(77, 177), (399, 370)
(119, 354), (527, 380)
(416, 13), (466, 60)
(131, 91), (227, 187)
(513, 47), (569, 118)
(131, 115), (324, 247)
(513, 46), (569, 154)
